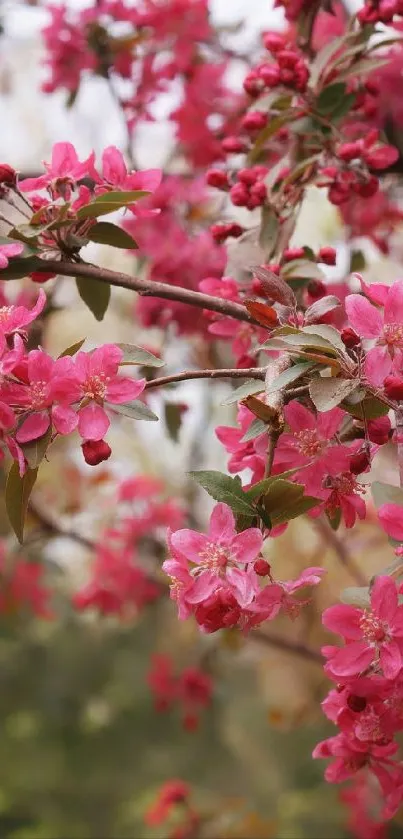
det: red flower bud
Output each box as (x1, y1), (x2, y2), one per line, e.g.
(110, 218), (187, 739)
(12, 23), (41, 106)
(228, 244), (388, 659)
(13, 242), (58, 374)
(222, 136), (247, 154)
(384, 375), (403, 401)
(206, 168), (229, 189)
(341, 327), (360, 348)
(263, 32), (285, 53)
(307, 279), (326, 300)
(81, 439), (112, 466)
(0, 164), (17, 185)
(337, 141), (362, 162)
(318, 246), (337, 266)
(350, 450), (370, 475)
(241, 111), (268, 132)
(283, 247), (305, 262)
(254, 558), (271, 577)
(367, 417), (392, 446)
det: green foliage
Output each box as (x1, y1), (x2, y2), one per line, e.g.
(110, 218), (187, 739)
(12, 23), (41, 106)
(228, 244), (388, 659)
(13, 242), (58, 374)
(76, 275), (111, 321)
(5, 463), (38, 544)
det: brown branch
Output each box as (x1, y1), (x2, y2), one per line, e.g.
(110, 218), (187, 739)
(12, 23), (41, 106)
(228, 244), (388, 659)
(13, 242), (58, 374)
(315, 516), (366, 586)
(252, 629), (323, 663)
(145, 367), (266, 390)
(29, 500), (95, 550)
(34, 259), (260, 325)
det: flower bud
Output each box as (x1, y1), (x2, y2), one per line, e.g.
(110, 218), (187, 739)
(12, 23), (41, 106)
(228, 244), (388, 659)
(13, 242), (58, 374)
(318, 246), (337, 266)
(367, 417), (392, 445)
(206, 168), (228, 189)
(82, 439), (112, 466)
(350, 450), (370, 475)
(341, 327), (360, 348)
(241, 111), (268, 132)
(307, 279), (326, 299)
(384, 375), (403, 401)
(222, 136), (247, 154)
(263, 32), (285, 53)
(283, 247), (305, 262)
(254, 558), (271, 577)
(0, 164), (16, 185)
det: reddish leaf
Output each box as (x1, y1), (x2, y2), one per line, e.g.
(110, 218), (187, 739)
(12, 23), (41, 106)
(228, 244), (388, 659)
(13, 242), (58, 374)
(244, 300), (278, 328)
(252, 266), (296, 308)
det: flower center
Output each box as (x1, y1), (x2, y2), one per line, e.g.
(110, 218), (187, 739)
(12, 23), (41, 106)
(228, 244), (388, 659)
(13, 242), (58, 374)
(383, 322), (403, 347)
(360, 611), (389, 643)
(0, 305), (12, 323)
(198, 543), (229, 573)
(84, 373), (109, 400)
(294, 429), (324, 457)
(29, 380), (49, 410)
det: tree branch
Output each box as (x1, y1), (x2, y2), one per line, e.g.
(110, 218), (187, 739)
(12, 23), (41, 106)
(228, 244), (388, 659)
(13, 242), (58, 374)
(34, 259), (260, 325)
(145, 367), (266, 390)
(252, 629), (323, 663)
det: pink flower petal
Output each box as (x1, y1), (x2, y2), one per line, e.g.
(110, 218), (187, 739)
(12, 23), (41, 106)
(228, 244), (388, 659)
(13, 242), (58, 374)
(231, 528), (263, 564)
(364, 345), (392, 387)
(345, 294), (383, 339)
(52, 405), (78, 435)
(185, 572), (218, 604)
(385, 281), (403, 325)
(380, 640), (402, 679)
(208, 503), (235, 542)
(170, 530), (210, 564)
(327, 641), (373, 676)
(78, 403), (110, 441)
(226, 567), (255, 607)
(284, 400), (316, 431)
(105, 376), (145, 404)
(322, 604), (363, 639)
(371, 575), (398, 621)
(16, 411), (50, 443)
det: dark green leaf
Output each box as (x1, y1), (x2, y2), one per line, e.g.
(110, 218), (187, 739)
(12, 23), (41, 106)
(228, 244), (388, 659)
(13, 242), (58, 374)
(109, 400), (158, 422)
(326, 507), (342, 531)
(87, 222), (138, 249)
(6, 463), (38, 544)
(76, 276), (111, 321)
(350, 250), (366, 273)
(19, 429), (52, 470)
(94, 190), (150, 204)
(258, 207), (279, 254)
(342, 395), (389, 420)
(58, 338), (86, 358)
(188, 470), (256, 516)
(262, 478), (319, 524)
(115, 343), (164, 367)
(316, 82), (347, 114)
(245, 469), (301, 501)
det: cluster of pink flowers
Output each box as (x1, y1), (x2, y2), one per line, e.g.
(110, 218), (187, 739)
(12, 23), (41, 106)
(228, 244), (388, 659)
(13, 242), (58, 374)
(147, 653), (212, 730)
(164, 502), (324, 633)
(0, 284), (146, 472)
(315, 575), (403, 824)
(144, 779), (199, 838)
(73, 476), (184, 618)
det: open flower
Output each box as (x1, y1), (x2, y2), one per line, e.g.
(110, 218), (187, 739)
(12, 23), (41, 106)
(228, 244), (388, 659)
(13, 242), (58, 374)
(345, 281), (403, 386)
(323, 576), (403, 680)
(0, 242), (24, 269)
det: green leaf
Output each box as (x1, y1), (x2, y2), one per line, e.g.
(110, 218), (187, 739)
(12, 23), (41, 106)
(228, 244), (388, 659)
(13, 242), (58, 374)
(221, 380), (264, 406)
(304, 296), (341, 324)
(316, 82), (346, 114)
(165, 404), (183, 442)
(342, 395), (389, 420)
(115, 343), (164, 367)
(6, 463), (38, 544)
(266, 362), (314, 394)
(87, 222), (138, 249)
(76, 276), (111, 321)
(262, 479), (319, 524)
(309, 377), (358, 411)
(258, 207), (279, 254)
(282, 259), (325, 282)
(245, 469), (301, 501)
(188, 470), (256, 516)
(372, 481), (403, 510)
(249, 110), (296, 162)
(326, 507), (342, 531)
(58, 338), (86, 358)
(19, 429), (52, 470)
(94, 190), (149, 204)
(302, 324), (346, 353)
(0, 256), (42, 281)
(109, 400), (159, 421)
(350, 249), (366, 273)
(240, 418), (267, 443)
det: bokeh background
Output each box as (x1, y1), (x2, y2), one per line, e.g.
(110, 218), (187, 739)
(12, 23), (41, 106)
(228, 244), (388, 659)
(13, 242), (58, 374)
(0, 1), (402, 837)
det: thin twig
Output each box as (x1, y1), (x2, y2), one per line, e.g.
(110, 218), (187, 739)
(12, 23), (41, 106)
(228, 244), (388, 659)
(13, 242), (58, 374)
(252, 629), (323, 663)
(32, 259), (261, 326)
(145, 367), (266, 390)
(315, 516), (367, 586)
(29, 500), (95, 550)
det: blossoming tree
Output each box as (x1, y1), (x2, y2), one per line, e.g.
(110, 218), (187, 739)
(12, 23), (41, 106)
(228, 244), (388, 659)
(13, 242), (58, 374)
(5, 0), (403, 834)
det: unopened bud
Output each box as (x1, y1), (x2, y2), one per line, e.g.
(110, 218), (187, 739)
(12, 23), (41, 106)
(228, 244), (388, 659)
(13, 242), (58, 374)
(350, 450), (370, 475)
(341, 327), (360, 348)
(254, 558), (271, 577)
(82, 439), (112, 466)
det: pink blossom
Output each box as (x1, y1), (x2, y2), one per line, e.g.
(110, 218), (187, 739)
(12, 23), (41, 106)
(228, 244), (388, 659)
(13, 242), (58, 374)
(164, 503), (263, 615)
(100, 145), (161, 195)
(0, 242), (24, 269)
(323, 576), (403, 680)
(72, 344), (145, 440)
(215, 405), (266, 484)
(345, 281), (403, 386)
(378, 503), (403, 541)
(0, 288), (46, 337)
(19, 142), (97, 198)
(274, 401), (350, 495)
